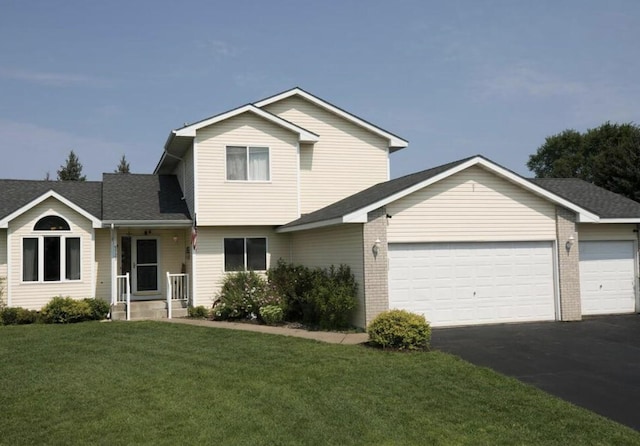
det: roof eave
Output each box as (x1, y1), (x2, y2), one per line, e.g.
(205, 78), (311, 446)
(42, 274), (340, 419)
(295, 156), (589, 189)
(102, 220), (192, 228)
(275, 217), (345, 233)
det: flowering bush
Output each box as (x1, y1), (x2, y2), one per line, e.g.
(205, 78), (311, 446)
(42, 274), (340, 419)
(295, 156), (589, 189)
(213, 271), (282, 321)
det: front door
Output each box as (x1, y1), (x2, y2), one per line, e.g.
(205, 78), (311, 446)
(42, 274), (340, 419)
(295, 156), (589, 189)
(133, 238), (159, 293)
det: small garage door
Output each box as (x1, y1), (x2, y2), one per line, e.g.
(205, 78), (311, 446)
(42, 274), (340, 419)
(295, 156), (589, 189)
(388, 241), (556, 327)
(579, 241), (637, 315)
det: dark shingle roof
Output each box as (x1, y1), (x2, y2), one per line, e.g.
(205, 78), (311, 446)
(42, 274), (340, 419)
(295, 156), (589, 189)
(279, 157), (475, 229)
(0, 180), (102, 220)
(102, 174), (191, 221)
(530, 178), (640, 218)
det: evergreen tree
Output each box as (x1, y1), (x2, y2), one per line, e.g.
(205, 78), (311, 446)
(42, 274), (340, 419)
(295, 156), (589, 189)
(114, 154), (130, 174)
(57, 150), (86, 181)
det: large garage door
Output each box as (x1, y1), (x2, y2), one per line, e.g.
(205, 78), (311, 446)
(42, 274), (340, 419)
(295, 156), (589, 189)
(388, 242), (556, 327)
(579, 241), (636, 315)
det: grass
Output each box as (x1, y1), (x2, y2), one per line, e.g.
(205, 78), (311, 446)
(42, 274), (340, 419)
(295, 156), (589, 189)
(0, 322), (638, 445)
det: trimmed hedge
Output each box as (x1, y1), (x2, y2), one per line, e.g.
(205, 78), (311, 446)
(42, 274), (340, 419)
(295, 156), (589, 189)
(0, 307), (39, 325)
(367, 309), (431, 351)
(41, 297), (110, 324)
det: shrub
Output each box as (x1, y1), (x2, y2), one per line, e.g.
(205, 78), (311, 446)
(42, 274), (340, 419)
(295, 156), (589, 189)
(259, 305), (284, 326)
(269, 262), (358, 329)
(305, 265), (358, 330)
(367, 309), (431, 351)
(84, 298), (110, 321)
(188, 306), (210, 319)
(267, 260), (315, 322)
(0, 307), (39, 325)
(213, 271), (282, 321)
(41, 296), (92, 324)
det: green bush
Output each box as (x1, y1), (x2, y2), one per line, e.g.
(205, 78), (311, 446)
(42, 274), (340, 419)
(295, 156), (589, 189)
(305, 265), (357, 330)
(0, 307), (39, 325)
(269, 261), (358, 330)
(84, 298), (110, 321)
(41, 296), (92, 324)
(188, 306), (210, 319)
(367, 309), (431, 351)
(213, 271), (282, 321)
(259, 305), (284, 326)
(267, 260), (316, 322)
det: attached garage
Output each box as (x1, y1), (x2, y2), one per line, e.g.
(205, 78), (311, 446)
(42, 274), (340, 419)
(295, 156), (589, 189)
(579, 241), (637, 315)
(388, 241), (557, 327)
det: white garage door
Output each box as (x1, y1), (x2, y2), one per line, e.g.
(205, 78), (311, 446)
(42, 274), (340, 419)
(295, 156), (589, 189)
(388, 242), (556, 327)
(579, 241), (637, 315)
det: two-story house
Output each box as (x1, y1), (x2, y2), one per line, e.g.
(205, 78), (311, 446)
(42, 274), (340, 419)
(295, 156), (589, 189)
(1, 87), (639, 327)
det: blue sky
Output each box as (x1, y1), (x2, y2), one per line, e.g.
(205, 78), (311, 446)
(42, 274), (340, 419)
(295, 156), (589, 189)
(1, 0), (638, 181)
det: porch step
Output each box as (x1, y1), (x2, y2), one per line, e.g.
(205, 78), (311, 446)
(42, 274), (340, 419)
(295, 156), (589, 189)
(111, 300), (188, 321)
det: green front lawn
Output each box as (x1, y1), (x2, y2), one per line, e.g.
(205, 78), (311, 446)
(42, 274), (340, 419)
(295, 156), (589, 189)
(0, 322), (637, 445)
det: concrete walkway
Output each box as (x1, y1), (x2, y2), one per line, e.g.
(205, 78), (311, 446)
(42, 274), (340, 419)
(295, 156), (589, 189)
(162, 317), (369, 345)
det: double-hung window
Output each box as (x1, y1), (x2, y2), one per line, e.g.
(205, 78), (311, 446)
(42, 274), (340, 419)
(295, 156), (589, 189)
(226, 146), (270, 181)
(23, 216), (81, 282)
(224, 237), (267, 271)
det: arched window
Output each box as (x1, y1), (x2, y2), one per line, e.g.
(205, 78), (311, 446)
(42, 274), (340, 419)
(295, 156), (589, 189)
(34, 215), (70, 231)
(23, 216), (80, 282)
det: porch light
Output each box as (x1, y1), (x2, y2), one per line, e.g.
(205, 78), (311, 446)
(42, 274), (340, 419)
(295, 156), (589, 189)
(173, 236), (178, 243)
(565, 236), (575, 250)
(372, 239), (382, 257)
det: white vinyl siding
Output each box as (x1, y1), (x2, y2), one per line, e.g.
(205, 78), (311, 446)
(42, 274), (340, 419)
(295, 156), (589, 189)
(173, 145), (195, 218)
(94, 229), (111, 301)
(578, 223), (638, 241)
(263, 96), (390, 214)
(291, 224), (365, 328)
(193, 227), (290, 308)
(389, 242), (557, 327)
(8, 197), (95, 310)
(387, 166), (557, 242)
(195, 113), (299, 225)
(0, 229), (6, 305)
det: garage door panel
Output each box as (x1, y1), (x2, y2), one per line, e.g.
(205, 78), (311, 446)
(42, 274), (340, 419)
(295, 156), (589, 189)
(389, 242), (556, 327)
(579, 241), (636, 315)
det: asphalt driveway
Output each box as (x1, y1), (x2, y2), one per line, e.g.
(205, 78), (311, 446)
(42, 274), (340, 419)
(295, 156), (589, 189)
(432, 315), (640, 431)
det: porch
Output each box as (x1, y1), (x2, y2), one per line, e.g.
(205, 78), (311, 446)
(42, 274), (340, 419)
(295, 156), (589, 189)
(111, 272), (190, 321)
(107, 226), (194, 321)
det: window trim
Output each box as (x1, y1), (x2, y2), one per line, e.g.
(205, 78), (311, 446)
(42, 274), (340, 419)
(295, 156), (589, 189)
(225, 145), (271, 182)
(21, 235), (82, 283)
(223, 237), (268, 272)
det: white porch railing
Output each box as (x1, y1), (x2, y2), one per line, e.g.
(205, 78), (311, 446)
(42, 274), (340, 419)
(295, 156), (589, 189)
(115, 272), (131, 321)
(167, 272), (189, 319)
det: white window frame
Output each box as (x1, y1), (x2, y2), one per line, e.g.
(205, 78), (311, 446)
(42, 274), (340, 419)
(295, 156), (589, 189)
(22, 235), (82, 283)
(223, 237), (268, 272)
(225, 146), (271, 182)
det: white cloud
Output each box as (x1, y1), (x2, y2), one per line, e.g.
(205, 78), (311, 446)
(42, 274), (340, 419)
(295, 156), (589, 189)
(0, 67), (112, 88)
(0, 120), (146, 180)
(197, 39), (239, 59)
(480, 63), (587, 99)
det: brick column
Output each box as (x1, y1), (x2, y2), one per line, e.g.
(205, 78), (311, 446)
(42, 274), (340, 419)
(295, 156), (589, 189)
(556, 206), (582, 321)
(362, 207), (389, 327)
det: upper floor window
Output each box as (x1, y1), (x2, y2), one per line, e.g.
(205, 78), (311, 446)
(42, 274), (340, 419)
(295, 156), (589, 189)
(226, 146), (270, 181)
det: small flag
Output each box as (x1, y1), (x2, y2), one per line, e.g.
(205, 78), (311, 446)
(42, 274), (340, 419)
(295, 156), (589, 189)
(191, 214), (197, 252)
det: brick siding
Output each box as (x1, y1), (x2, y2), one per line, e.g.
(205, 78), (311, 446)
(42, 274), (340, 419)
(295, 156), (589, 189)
(556, 206), (582, 320)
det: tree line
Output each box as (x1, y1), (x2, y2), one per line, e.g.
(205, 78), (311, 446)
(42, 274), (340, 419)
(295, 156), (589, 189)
(528, 122), (640, 202)
(47, 150), (130, 181)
